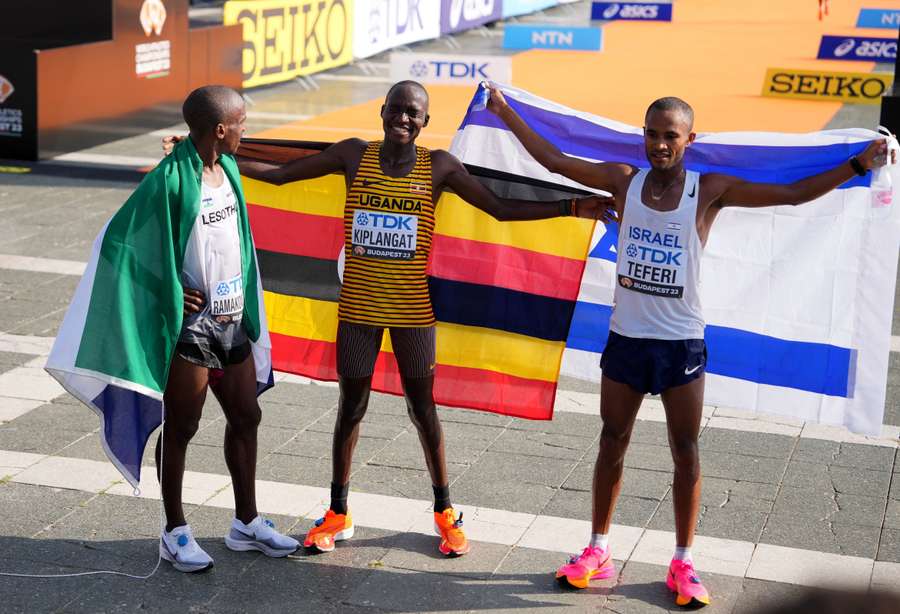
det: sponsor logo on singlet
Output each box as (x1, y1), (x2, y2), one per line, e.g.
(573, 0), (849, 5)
(618, 224), (685, 298)
(351, 209), (418, 260)
(210, 274), (243, 316)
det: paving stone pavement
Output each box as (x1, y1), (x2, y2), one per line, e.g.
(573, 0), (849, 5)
(3, 1), (900, 612)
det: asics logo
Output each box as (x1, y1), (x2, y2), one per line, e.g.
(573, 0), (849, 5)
(684, 364), (702, 375)
(602, 3), (620, 19)
(833, 39), (856, 57)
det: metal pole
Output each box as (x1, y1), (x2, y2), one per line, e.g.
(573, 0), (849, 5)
(877, 27), (900, 133)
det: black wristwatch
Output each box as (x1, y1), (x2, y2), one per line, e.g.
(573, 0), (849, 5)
(849, 156), (867, 177)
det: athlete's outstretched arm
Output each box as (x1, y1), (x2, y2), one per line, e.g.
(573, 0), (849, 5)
(709, 139), (892, 208)
(486, 85), (634, 194)
(237, 138), (365, 185)
(434, 150), (616, 222)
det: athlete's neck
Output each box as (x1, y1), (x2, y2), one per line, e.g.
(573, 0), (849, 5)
(189, 133), (224, 173)
(647, 164), (685, 185)
(379, 140), (416, 171)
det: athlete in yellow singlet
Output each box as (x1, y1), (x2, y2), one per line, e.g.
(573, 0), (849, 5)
(237, 81), (615, 557)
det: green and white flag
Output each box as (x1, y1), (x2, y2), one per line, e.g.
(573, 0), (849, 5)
(46, 138), (272, 487)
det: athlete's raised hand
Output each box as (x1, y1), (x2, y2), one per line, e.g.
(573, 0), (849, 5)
(857, 137), (896, 171)
(485, 83), (508, 115)
(182, 287), (205, 315)
(574, 195), (617, 223)
(161, 135), (185, 157)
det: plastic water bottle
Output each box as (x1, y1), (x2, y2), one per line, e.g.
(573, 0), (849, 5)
(871, 126), (898, 208)
(471, 81), (490, 112)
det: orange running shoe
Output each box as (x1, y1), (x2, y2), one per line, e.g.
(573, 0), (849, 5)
(303, 509), (354, 553)
(666, 558), (710, 608)
(434, 508), (469, 556)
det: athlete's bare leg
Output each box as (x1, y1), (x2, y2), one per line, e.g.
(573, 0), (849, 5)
(591, 375), (646, 533)
(331, 375), (373, 485)
(156, 355), (208, 532)
(401, 374), (448, 487)
(210, 353), (261, 525)
(660, 375), (705, 547)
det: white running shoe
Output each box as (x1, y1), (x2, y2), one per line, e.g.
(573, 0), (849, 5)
(160, 525), (214, 573)
(225, 516), (299, 557)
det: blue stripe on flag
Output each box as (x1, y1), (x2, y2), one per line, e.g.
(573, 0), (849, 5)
(566, 302), (855, 397)
(430, 278), (575, 341)
(461, 98), (871, 188)
(92, 385), (162, 484)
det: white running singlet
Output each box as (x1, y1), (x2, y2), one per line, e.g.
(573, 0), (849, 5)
(609, 169), (705, 340)
(182, 177), (244, 323)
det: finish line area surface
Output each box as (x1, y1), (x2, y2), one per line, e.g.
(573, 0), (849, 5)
(1, 1), (899, 612)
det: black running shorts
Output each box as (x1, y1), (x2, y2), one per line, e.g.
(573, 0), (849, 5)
(600, 331), (707, 395)
(336, 321), (435, 379)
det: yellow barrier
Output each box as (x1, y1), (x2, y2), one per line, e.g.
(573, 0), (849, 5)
(761, 68), (893, 105)
(224, 0), (354, 88)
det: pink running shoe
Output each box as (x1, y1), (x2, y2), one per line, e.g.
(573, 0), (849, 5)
(666, 559), (710, 607)
(555, 546), (616, 589)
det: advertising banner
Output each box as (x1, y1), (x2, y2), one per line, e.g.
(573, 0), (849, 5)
(354, 0), (440, 59)
(856, 8), (900, 29)
(390, 52), (512, 84)
(502, 0), (558, 18)
(440, 0), (503, 35)
(502, 24), (601, 51)
(224, 0), (353, 88)
(762, 67), (893, 105)
(817, 36), (897, 62)
(590, 2), (672, 21)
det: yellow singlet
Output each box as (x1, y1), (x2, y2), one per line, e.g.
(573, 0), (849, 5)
(338, 141), (436, 327)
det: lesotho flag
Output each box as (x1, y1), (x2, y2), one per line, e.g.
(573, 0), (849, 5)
(451, 84), (900, 436)
(46, 138), (273, 487)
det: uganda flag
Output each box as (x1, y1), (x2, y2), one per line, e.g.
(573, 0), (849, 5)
(240, 139), (597, 420)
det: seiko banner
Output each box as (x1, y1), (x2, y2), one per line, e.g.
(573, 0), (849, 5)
(390, 52), (512, 85)
(762, 67), (893, 105)
(503, 25), (602, 51)
(590, 2), (672, 21)
(224, 0), (353, 88)
(817, 36), (897, 63)
(440, 0), (503, 35)
(502, 0), (558, 18)
(354, 0), (440, 59)
(856, 8), (900, 29)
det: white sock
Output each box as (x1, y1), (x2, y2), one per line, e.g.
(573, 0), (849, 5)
(590, 533), (609, 550)
(673, 546), (692, 561)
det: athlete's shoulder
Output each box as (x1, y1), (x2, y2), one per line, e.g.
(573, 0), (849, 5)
(429, 149), (461, 167)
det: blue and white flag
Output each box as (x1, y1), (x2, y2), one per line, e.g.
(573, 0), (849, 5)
(450, 84), (900, 436)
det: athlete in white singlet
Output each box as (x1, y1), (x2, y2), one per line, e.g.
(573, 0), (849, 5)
(488, 86), (891, 607)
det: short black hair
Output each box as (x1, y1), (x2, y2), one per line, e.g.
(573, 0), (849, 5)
(182, 85), (243, 136)
(385, 80), (429, 104)
(646, 97), (694, 130)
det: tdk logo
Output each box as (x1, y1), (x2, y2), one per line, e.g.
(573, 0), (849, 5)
(591, 2), (671, 22)
(817, 35), (897, 61)
(411, 61), (490, 79)
(362, 212), (414, 230)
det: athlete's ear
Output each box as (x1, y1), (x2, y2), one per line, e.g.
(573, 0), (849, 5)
(215, 122), (226, 140)
(423, 113), (430, 128)
(687, 131), (696, 146)
(380, 104), (386, 119)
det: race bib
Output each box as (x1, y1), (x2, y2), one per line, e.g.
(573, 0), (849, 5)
(209, 274), (244, 316)
(617, 223), (686, 298)
(350, 209), (417, 260)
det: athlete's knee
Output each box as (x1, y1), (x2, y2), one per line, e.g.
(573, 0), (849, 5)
(336, 377), (372, 429)
(166, 414), (201, 445)
(669, 436), (700, 473)
(406, 396), (438, 432)
(227, 402), (262, 433)
(598, 424), (632, 463)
